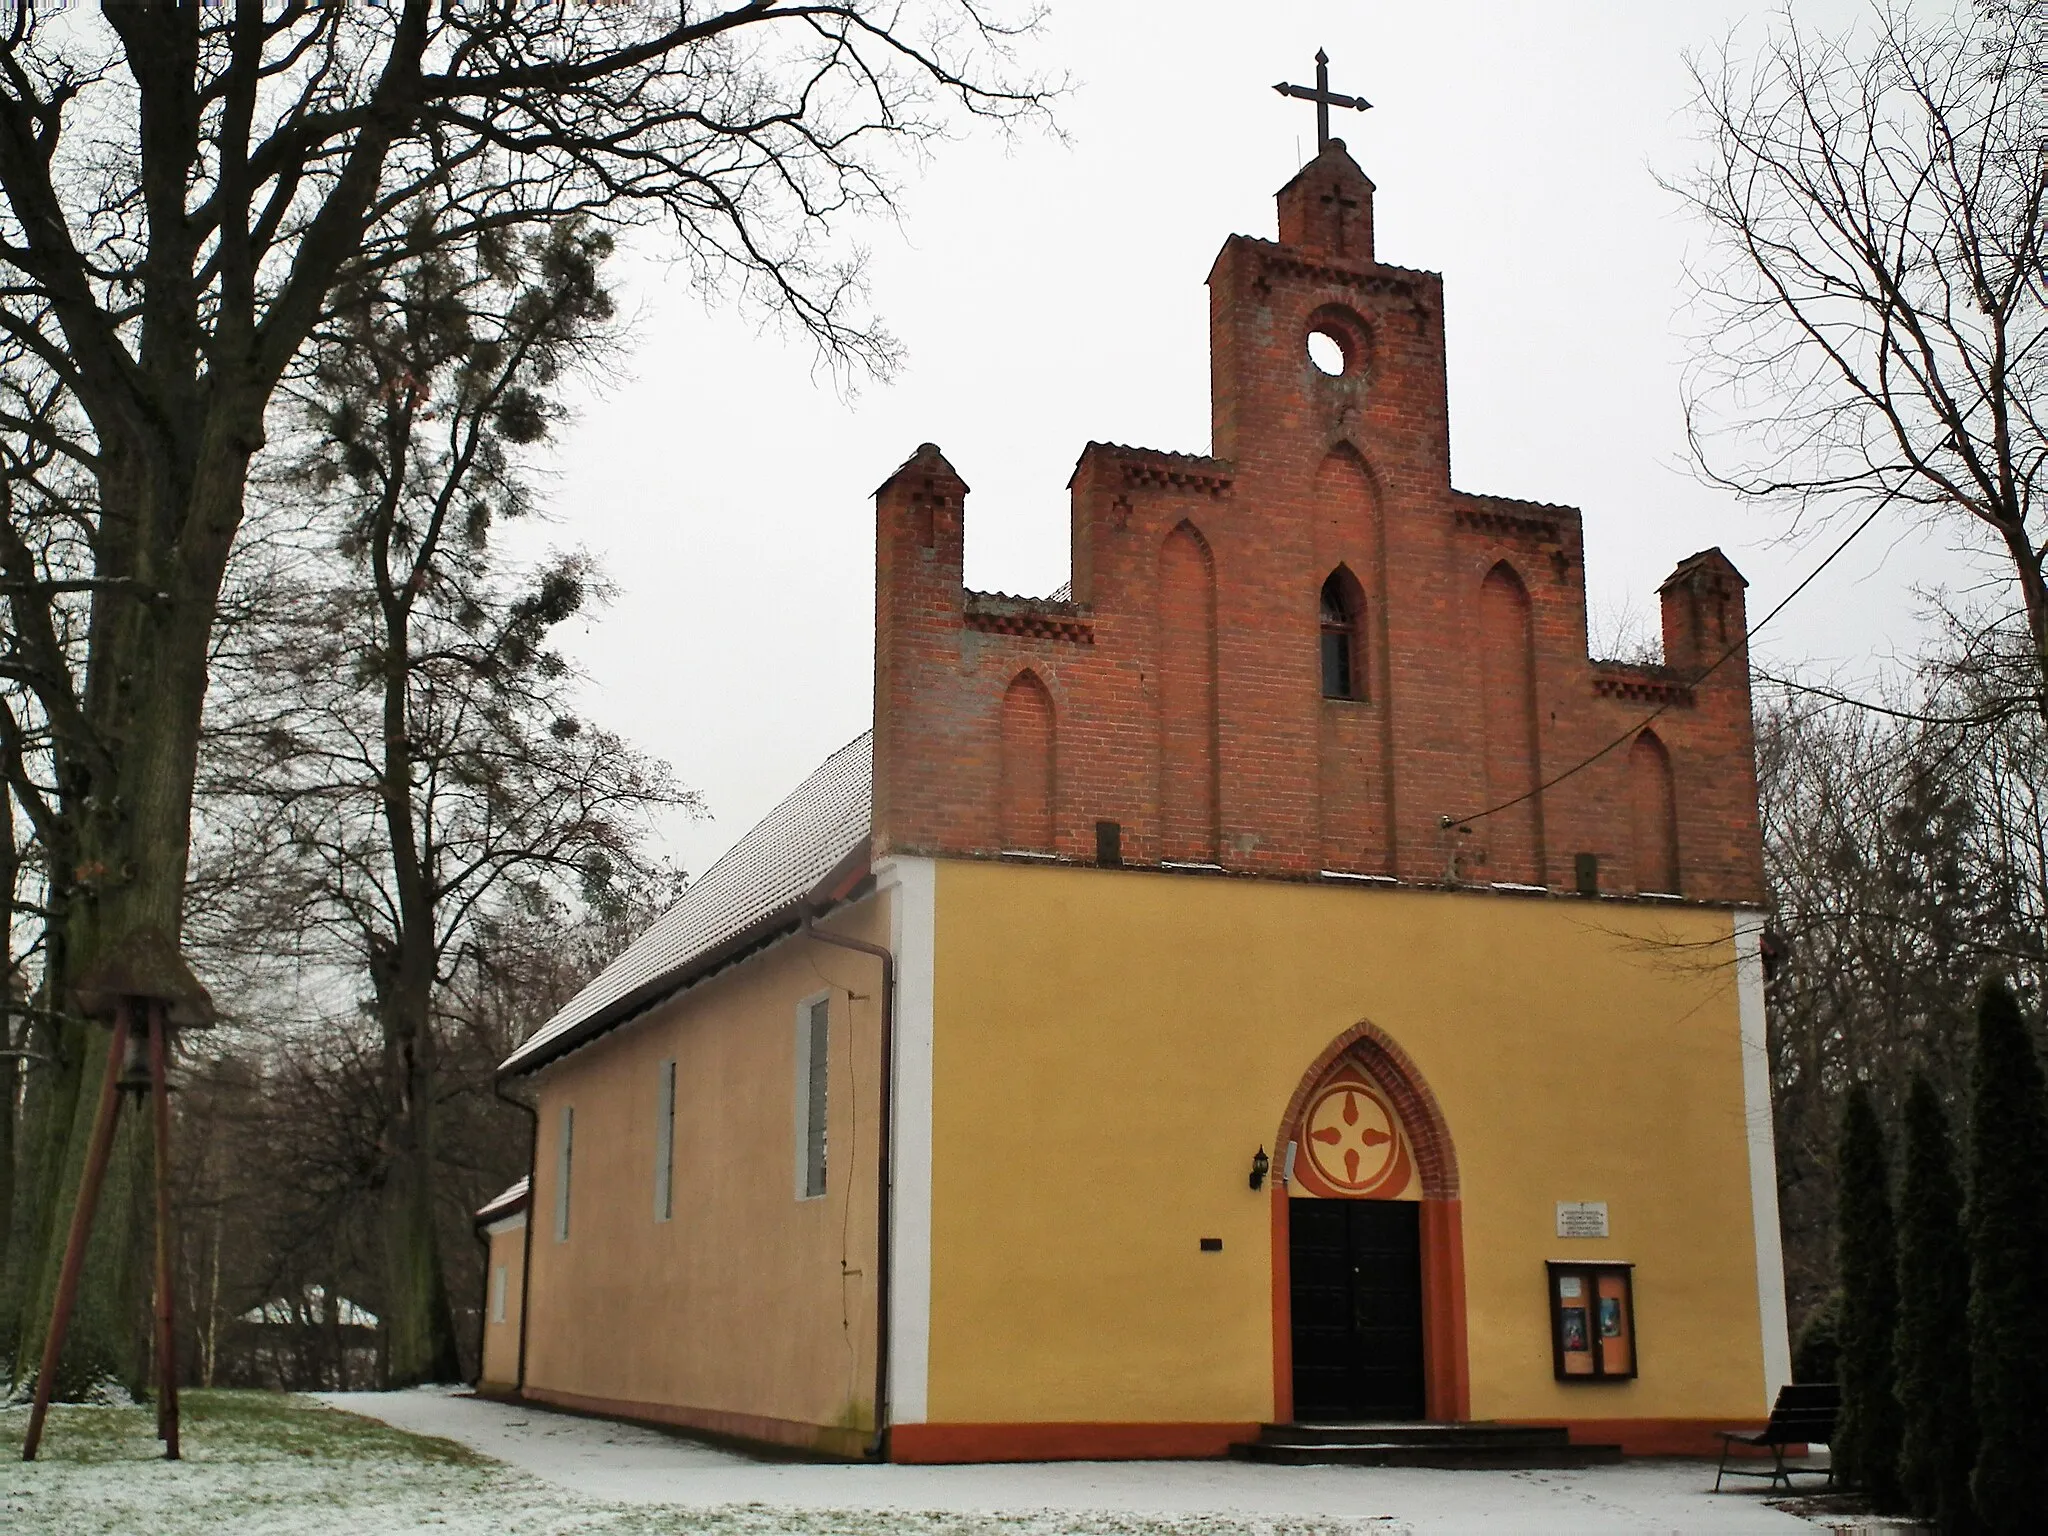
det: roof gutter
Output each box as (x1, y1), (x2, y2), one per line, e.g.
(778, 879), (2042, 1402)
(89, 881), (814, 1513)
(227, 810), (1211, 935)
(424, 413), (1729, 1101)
(801, 905), (895, 1462)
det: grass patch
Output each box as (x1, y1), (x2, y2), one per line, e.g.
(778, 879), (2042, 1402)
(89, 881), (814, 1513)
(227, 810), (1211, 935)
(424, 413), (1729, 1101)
(0, 1390), (1391, 1535)
(0, 1391), (600, 1536)
(4, 1386), (483, 1467)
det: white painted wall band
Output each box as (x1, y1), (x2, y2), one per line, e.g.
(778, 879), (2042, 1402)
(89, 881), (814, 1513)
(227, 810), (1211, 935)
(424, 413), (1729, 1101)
(875, 855), (936, 1425)
(1734, 911), (1793, 1402)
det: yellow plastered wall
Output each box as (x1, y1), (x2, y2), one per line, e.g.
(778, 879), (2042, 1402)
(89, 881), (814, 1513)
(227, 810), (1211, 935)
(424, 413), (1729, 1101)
(479, 1219), (525, 1390)
(925, 859), (1768, 1427)
(522, 896), (887, 1447)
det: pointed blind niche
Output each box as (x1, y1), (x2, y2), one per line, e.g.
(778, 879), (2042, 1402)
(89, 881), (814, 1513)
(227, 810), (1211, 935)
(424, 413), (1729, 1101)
(999, 672), (1056, 853)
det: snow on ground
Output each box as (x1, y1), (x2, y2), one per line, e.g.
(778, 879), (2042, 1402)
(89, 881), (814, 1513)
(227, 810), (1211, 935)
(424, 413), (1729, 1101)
(324, 1387), (1822, 1534)
(3, 1390), (603, 1536)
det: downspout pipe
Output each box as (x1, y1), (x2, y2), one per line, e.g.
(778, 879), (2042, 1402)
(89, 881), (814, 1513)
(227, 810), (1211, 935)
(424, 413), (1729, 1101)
(469, 1221), (492, 1390)
(802, 905), (895, 1461)
(493, 1078), (541, 1399)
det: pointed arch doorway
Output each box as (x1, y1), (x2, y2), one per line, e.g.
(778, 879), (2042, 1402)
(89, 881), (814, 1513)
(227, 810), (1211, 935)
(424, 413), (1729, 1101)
(1271, 1022), (1470, 1423)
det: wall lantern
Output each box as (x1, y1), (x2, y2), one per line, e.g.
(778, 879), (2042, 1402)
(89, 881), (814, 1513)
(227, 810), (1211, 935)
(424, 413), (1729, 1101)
(1249, 1146), (1270, 1191)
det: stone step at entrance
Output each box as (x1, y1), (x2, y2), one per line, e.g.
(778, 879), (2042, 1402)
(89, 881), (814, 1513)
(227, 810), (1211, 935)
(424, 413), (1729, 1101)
(1233, 1421), (1624, 1469)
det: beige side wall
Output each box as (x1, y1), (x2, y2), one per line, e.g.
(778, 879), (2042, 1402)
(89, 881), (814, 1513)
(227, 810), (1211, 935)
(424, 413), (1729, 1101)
(522, 894), (887, 1454)
(925, 859), (1771, 1429)
(479, 1218), (526, 1390)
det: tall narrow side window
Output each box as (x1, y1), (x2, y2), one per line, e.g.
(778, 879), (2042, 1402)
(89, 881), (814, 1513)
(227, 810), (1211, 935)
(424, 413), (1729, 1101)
(1320, 572), (1361, 699)
(490, 1265), (508, 1324)
(554, 1105), (574, 1242)
(796, 995), (830, 1200)
(654, 1059), (677, 1223)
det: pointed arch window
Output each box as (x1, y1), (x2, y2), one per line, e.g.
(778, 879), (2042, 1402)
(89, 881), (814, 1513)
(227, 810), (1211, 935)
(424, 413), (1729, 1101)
(1320, 569), (1364, 700)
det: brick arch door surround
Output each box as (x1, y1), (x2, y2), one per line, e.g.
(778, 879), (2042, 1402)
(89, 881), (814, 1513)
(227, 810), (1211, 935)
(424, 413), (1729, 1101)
(1270, 1019), (1471, 1423)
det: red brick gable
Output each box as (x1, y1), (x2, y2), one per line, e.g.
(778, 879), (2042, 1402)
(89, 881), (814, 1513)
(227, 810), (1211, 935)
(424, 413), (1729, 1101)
(870, 144), (1764, 904)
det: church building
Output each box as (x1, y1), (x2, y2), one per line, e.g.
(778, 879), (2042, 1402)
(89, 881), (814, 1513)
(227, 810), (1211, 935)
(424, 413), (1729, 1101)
(479, 118), (1788, 1464)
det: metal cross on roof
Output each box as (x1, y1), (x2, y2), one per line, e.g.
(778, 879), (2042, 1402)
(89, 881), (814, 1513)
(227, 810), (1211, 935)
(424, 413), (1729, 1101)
(1273, 49), (1372, 151)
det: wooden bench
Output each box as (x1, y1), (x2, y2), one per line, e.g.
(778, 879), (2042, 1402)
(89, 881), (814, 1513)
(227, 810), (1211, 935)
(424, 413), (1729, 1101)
(1714, 1383), (1839, 1492)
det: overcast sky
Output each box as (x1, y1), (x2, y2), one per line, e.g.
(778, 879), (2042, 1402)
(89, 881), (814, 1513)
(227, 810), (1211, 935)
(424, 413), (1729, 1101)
(531, 0), (1975, 883)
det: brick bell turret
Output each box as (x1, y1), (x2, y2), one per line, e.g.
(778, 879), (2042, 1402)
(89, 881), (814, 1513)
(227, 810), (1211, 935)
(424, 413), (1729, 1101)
(1275, 138), (1376, 262)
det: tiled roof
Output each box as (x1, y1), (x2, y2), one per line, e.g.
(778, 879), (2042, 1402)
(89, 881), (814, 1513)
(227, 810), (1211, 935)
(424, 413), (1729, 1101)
(1660, 547), (1749, 589)
(474, 1176), (529, 1225)
(1080, 441), (1231, 471)
(499, 730), (874, 1075)
(1071, 442), (1235, 494)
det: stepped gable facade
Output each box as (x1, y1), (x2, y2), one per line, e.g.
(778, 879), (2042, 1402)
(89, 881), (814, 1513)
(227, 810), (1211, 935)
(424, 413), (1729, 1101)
(873, 139), (1763, 905)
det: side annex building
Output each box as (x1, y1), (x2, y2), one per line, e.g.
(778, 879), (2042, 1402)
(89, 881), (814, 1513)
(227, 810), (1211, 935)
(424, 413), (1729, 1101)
(477, 139), (1788, 1463)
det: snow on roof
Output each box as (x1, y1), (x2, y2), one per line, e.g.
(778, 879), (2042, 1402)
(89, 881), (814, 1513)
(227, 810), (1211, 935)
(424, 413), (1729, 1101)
(500, 730), (873, 1076)
(474, 1176), (529, 1226)
(240, 1285), (379, 1329)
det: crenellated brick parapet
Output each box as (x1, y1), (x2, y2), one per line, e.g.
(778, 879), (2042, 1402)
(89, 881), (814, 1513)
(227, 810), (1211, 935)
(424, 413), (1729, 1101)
(962, 591), (1096, 645)
(869, 142), (1765, 906)
(1592, 665), (1696, 709)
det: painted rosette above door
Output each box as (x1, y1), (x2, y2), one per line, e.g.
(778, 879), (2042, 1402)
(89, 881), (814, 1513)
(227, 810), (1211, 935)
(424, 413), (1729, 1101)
(1292, 1062), (1416, 1199)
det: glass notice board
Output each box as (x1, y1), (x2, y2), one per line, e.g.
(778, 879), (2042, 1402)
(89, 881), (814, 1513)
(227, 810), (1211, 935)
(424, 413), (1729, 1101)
(1546, 1262), (1637, 1381)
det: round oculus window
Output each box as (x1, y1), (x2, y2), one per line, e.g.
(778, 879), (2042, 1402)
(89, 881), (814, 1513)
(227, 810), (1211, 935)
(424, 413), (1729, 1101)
(1307, 328), (1348, 377)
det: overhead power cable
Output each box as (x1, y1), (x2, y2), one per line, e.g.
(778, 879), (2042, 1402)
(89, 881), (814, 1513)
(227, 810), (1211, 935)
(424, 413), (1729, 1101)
(1441, 501), (1888, 831)
(1751, 668), (2040, 728)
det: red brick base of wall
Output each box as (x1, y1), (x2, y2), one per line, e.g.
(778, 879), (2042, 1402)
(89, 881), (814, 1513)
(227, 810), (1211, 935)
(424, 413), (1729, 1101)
(482, 1395), (1771, 1463)
(895, 1417), (1768, 1462)
(1500, 1417), (1772, 1457)
(889, 1421), (1260, 1462)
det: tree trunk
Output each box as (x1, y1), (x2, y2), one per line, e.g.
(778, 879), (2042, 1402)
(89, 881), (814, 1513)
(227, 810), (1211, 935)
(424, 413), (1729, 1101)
(0, 1046), (12, 1301)
(379, 1005), (461, 1386)
(199, 1206), (220, 1388)
(6, 444), (246, 1396)
(322, 1270), (343, 1389)
(0, 799), (18, 1294)
(0, 841), (76, 1384)
(1994, 518), (2048, 728)
(370, 520), (461, 1387)
(1, 999), (78, 1382)
(0, 1044), (15, 1355)
(9, 1016), (152, 1399)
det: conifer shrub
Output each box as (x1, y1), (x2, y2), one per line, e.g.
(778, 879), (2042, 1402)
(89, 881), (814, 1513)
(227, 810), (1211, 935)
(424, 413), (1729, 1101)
(1793, 1294), (1840, 1384)
(1836, 1083), (1903, 1508)
(1965, 981), (2048, 1532)
(1895, 1074), (1976, 1531)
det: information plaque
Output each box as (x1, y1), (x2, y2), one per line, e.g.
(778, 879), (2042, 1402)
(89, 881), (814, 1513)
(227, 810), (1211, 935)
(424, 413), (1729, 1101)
(1555, 1201), (1610, 1238)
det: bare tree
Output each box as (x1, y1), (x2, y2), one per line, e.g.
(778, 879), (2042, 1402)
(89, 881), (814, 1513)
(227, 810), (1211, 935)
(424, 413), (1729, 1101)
(1674, 1), (2048, 719)
(188, 214), (690, 1383)
(0, 0), (1050, 1394)
(166, 895), (645, 1393)
(1759, 623), (2048, 1332)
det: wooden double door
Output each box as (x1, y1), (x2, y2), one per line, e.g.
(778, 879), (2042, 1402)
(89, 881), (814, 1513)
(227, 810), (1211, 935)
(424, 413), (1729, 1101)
(1289, 1198), (1426, 1420)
